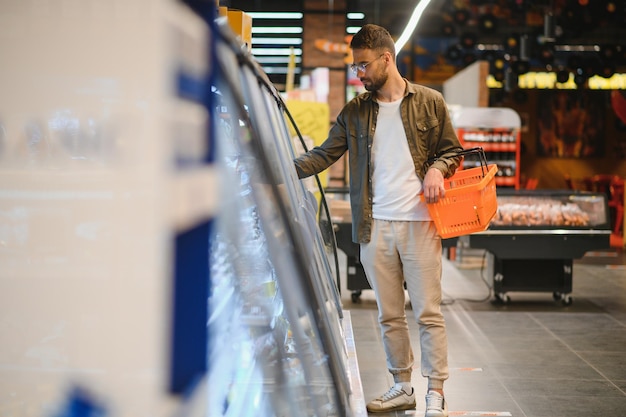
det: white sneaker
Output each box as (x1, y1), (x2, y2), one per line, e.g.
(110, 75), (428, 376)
(425, 390), (448, 417)
(366, 385), (416, 413)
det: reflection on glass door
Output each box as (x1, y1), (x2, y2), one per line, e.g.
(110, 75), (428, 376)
(207, 19), (351, 417)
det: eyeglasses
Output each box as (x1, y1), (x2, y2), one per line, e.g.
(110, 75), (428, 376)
(350, 54), (385, 74)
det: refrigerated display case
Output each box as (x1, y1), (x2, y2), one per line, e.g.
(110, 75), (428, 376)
(469, 189), (611, 305)
(208, 18), (356, 417)
(452, 107), (521, 189)
(0, 2), (357, 416)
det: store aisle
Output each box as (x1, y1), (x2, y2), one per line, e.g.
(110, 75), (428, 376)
(342, 247), (626, 417)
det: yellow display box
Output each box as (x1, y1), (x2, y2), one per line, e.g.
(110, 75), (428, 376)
(219, 7), (252, 51)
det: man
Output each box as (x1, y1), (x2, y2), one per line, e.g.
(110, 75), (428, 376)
(294, 24), (462, 416)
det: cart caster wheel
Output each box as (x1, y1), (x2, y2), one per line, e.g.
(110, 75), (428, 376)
(553, 292), (562, 301)
(561, 295), (573, 306)
(494, 293), (510, 304)
(351, 290), (362, 303)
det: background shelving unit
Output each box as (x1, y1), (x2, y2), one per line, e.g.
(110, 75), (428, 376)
(452, 107), (522, 189)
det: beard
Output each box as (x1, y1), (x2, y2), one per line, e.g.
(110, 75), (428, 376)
(361, 69), (388, 92)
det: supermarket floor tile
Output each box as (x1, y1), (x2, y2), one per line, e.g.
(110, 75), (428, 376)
(340, 246), (626, 417)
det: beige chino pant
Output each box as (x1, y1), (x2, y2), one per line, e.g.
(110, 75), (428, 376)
(360, 219), (448, 390)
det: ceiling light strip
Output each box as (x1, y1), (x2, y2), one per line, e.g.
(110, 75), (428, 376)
(252, 27), (303, 34)
(251, 48), (303, 56)
(252, 37), (303, 45)
(395, 0), (433, 52)
(246, 12), (303, 19)
(347, 13), (365, 20)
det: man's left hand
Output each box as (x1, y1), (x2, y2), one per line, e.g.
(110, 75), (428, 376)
(422, 168), (446, 203)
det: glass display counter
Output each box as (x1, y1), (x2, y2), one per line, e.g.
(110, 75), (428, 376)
(469, 190), (611, 305)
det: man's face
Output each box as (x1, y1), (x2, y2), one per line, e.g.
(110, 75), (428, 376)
(352, 49), (388, 92)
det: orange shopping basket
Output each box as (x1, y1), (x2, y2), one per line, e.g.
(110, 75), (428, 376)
(422, 147), (498, 239)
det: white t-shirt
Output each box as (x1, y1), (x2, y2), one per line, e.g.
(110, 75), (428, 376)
(371, 98), (431, 221)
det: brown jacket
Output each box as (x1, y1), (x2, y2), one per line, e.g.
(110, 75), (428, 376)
(294, 79), (462, 243)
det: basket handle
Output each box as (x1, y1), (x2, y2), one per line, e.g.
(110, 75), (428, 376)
(427, 147), (489, 177)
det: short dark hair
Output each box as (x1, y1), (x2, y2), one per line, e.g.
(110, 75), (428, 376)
(350, 24), (396, 59)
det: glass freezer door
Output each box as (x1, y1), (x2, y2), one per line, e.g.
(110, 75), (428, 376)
(207, 20), (351, 417)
